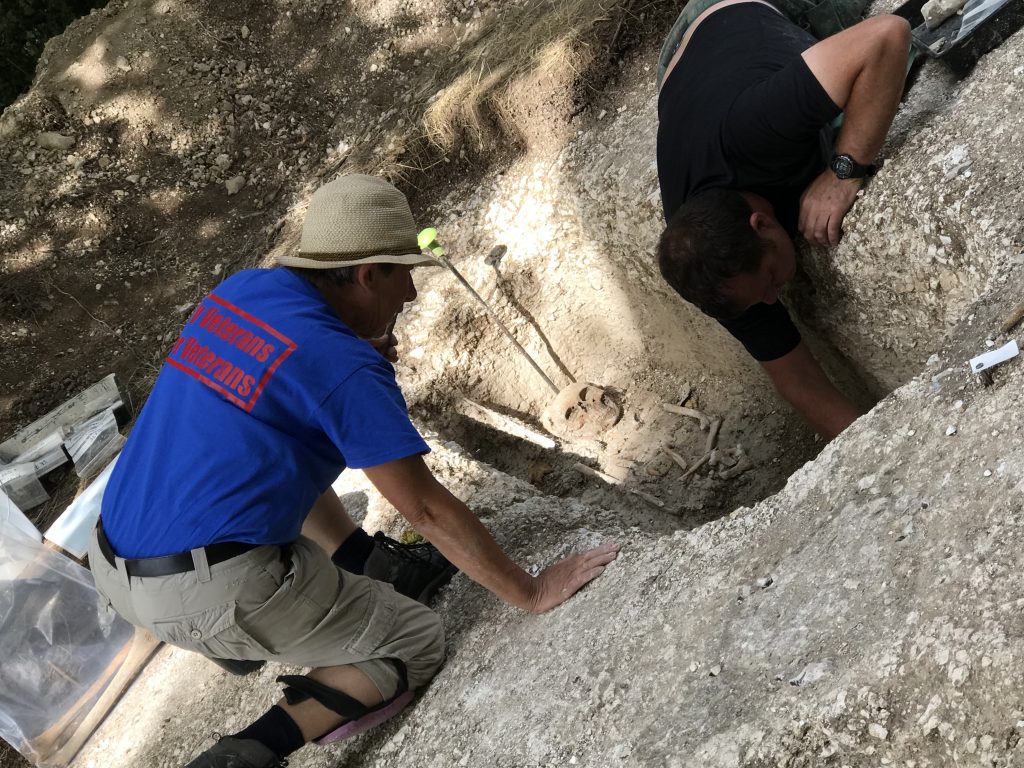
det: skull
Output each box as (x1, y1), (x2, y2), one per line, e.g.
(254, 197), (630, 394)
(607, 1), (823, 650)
(542, 382), (622, 437)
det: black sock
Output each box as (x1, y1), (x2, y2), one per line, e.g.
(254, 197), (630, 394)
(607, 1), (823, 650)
(233, 705), (305, 760)
(331, 528), (375, 574)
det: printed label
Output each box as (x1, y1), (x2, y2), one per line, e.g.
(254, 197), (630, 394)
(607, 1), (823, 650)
(166, 293), (296, 412)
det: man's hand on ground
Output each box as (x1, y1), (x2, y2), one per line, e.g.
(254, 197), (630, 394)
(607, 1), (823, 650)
(366, 456), (620, 613)
(798, 170), (862, 247)
(798, 15), (910, 247)
(526, 541), (620, 614)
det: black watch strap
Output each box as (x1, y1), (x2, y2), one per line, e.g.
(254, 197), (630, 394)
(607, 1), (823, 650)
(830, 153), (878, 180)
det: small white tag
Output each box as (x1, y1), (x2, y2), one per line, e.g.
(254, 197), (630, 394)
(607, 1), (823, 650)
(968, 339), (1019, 372)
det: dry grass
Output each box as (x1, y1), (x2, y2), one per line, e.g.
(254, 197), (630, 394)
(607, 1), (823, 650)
(422, 0), (627, 151)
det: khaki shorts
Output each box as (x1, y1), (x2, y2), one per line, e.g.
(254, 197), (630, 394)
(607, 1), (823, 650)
(88, 529), (445, 698)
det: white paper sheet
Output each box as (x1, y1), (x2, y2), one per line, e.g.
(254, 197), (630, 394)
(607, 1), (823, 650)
(44, 454), (119, 558)
(968, 339), (1019, 372)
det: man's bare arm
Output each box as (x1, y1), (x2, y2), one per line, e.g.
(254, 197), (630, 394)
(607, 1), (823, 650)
(760, 341), (860, 440)
(363, 455), (619, 613)
(799, 15), (911, 246)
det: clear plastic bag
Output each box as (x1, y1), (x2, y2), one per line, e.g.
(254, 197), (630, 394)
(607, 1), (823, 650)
(63, 408), (124, 479)
(0, 490), (40, 546)
(0, 463), (50, 511)
(0, 516), (135, 766)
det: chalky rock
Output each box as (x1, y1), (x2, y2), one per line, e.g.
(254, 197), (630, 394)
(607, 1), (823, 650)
(922, 0), (966, 28)
(224, 175), (246, 195)
(35, 132), (75, 150)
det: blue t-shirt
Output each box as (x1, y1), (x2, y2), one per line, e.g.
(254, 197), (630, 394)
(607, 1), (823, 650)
(101, 268), (429, 559)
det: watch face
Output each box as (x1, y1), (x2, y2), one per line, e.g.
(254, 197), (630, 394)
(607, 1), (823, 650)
(832, 155), (855, 179)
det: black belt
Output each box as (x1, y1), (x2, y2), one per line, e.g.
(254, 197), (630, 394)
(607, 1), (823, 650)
(96, 522), (259, 578)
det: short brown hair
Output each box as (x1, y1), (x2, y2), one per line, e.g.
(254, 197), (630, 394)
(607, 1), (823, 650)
(657, 189), (766, 319)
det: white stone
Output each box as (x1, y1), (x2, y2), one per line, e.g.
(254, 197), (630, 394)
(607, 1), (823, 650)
(36, 132), (75, 150)
(921, 0), (966, 28)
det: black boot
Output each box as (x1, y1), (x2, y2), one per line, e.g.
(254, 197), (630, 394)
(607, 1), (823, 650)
(362, 532), (457, 603)
(183, 737), (284, 767)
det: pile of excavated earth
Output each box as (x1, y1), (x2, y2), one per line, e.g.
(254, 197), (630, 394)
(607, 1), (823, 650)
(1, 0), (1023, 766)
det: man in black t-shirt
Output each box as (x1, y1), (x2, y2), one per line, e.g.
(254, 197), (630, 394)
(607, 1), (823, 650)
(655, 0), (910, 440)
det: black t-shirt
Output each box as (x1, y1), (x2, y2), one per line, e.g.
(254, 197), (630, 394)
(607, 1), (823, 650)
(656, 2), (841, 361)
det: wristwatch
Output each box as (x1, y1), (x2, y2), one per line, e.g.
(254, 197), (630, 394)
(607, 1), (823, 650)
(830, 153), (878, 180)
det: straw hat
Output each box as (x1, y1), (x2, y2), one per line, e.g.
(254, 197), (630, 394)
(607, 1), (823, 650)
(277, 174), (441, 269)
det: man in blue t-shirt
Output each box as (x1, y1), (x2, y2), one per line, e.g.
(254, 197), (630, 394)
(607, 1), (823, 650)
(90, 175), (619, 768)
(656, 0), (910, 440)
